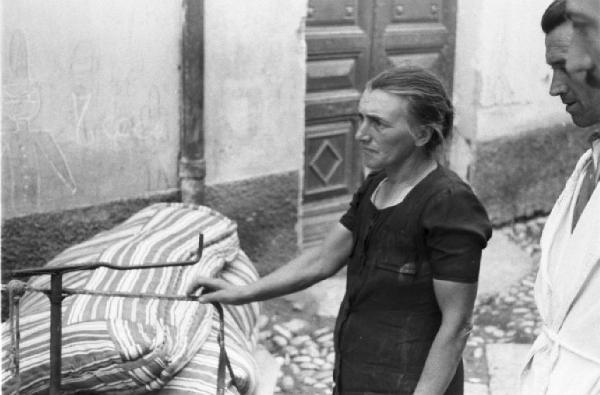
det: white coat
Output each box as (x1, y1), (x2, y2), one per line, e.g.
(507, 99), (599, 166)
(521, 149), (600, 395)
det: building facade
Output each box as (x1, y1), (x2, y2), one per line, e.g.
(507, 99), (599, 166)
(2, 0), (590, 275)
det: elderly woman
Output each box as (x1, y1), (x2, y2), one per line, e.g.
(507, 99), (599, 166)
(188, 66), (492, 394)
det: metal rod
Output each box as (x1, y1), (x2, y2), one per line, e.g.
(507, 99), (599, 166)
(49, 273), (62, 395)
(9, 234), (204, 278)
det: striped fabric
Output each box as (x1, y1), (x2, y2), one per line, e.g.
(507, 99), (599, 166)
(160, 251), (260, 395)
(2, 203), (260, 394)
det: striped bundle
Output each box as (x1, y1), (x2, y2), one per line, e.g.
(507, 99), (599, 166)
(2, 203), (260, 394)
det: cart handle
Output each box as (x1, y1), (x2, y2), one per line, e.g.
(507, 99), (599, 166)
(8, 234), (204, 278)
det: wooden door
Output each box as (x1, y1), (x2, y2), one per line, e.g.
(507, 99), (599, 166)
(302, 0), (457, 247)
(371, 0), (457, 89)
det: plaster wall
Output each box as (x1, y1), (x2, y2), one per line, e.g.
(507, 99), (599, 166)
(450, 0), (572, 177)
(2, 0), (183, 219)
(451, 0), (590, 223)
(204, 0), (307, 185)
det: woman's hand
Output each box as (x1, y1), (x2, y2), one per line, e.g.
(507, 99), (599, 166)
(186, 277), (251, 305)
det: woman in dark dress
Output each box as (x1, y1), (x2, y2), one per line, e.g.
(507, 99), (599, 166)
(187, 66), (492, 394)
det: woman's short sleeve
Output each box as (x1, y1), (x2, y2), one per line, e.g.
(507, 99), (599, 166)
(339, 192), (360, 232)
(422, 186), (492, 283)
(340, 171), (383, 231)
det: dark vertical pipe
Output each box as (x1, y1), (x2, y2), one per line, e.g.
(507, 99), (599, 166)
(179, 0), (206, 204)
(49, 273), (63, 394)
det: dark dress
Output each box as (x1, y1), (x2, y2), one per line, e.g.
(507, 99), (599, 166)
(333, 165), (492, 394)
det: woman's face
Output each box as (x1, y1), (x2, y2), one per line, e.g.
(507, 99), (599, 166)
(356, 89), (421, 171)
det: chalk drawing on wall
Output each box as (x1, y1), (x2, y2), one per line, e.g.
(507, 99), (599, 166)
(69, 41), (99, 145)
(66, 40), (172, 190)
(2, 30), (77, 215)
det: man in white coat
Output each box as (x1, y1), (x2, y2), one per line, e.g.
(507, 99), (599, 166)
(521, 0), (600, 393)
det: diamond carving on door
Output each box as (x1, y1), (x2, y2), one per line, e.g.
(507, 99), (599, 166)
(310, 141), (343, 185)
(305, 121), (354, 197)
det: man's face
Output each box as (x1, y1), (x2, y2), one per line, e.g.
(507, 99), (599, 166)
(356, 89), (419, 171)
(566, 0), (600, 87)
(546, 22), (600, 127)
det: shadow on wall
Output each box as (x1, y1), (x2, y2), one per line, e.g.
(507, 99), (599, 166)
(1, 171), (300, 320)
(205, 171), (300, 276)
(1, 172), (300, 281)
(471, 123), (596, 224)
(0, 192), (180, 282)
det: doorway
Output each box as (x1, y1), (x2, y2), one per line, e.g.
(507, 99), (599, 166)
(302, 0), (457, 247)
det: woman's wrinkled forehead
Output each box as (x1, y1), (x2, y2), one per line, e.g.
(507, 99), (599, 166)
(359, 88), (401, 108)
(357, 89), (418, 127)
(360, 87), (417, 116)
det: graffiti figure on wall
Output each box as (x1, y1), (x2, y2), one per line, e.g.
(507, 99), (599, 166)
(2, 30), (77, 216)
(70, 40), (101, 146)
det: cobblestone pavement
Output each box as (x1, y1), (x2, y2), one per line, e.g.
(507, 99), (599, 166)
(464, 217), (546, 388)
(258, 216), (547, 394)
(258, 316), (336, 393)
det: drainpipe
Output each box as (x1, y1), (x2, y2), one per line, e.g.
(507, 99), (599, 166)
(179, 0), (205, 204)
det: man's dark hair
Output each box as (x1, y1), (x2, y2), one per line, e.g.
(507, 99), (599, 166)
(541, 0), (567, 34)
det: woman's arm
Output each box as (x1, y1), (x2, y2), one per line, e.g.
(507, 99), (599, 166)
(413, 279), (477, 395)
(186, 222), (354, 305)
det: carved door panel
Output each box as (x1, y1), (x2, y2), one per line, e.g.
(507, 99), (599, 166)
(302, 0), (456, 246)
(372, 0), (457, 91)
(302, 0), (374, 246)
(304, 0), (373, 204)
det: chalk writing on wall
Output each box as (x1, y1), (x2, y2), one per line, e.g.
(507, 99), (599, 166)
(65, 40), (172, 190)
(2, 28), (177, 217)
(70, 40), (99, 146)
(2, 30), (77, 215)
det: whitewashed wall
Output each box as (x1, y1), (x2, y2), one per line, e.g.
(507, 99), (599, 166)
(204, 0), (307, 185)
(450, 0), (571, 176)
(2, 0), (183, 218)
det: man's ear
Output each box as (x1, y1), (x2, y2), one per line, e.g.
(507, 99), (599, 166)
(413, 125), (433, 147)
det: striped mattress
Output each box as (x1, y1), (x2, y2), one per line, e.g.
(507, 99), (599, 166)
(2, 203), (260, 394)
